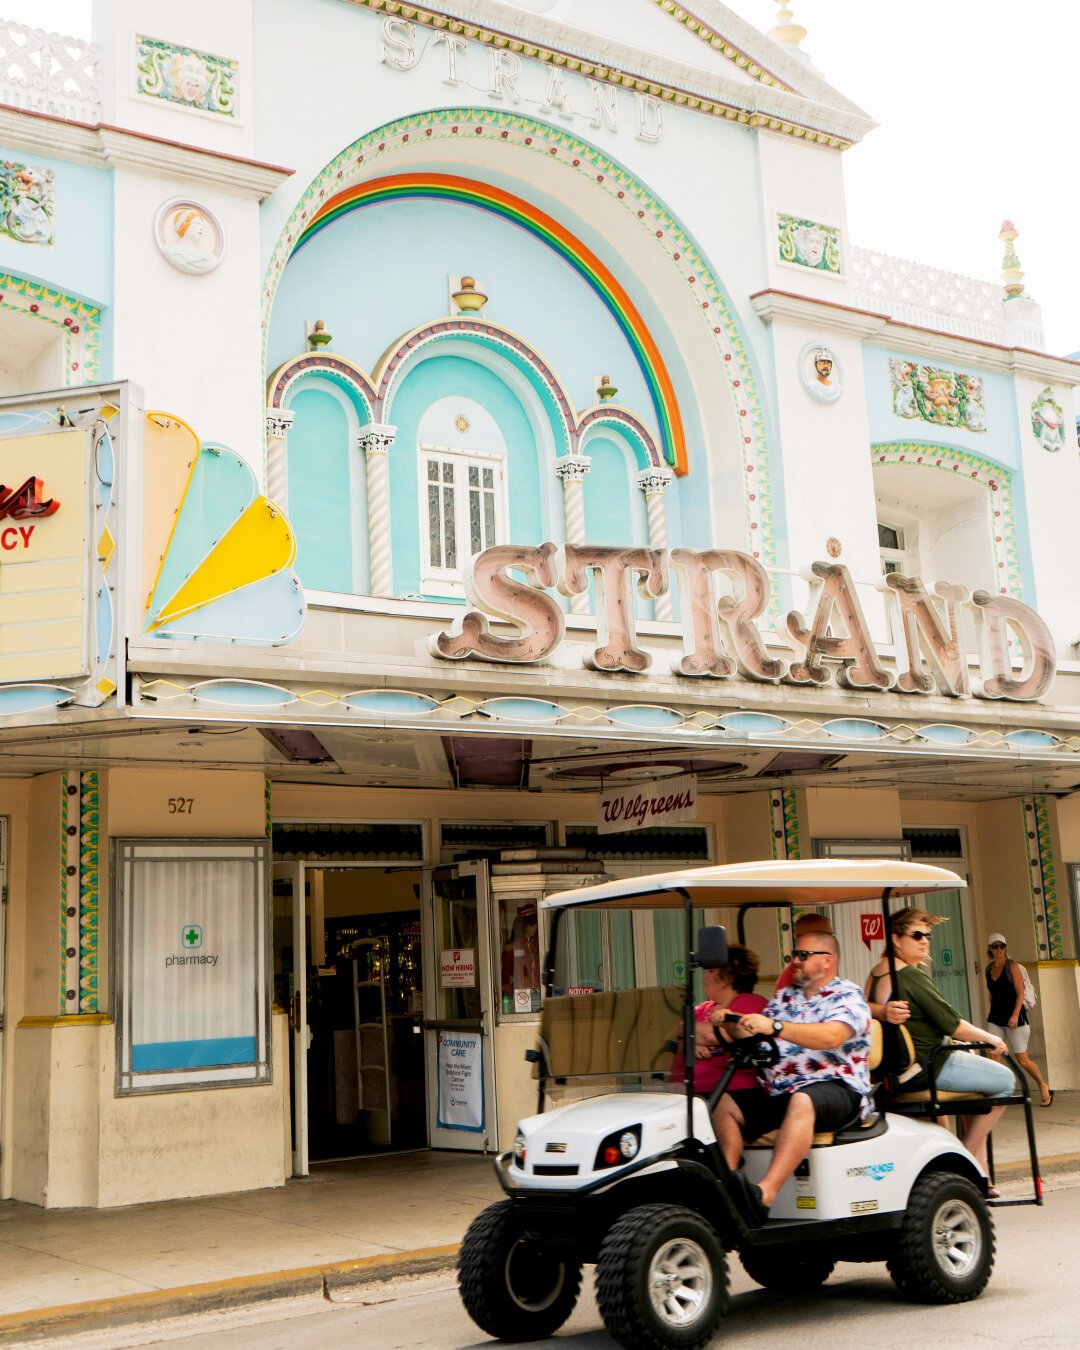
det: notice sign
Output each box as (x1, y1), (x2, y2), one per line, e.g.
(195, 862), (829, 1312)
(860, 913), (885, 950)
(440, 948), (476, 989)
(436, 1029), (483, 1131)
(599, 773), (697, 834)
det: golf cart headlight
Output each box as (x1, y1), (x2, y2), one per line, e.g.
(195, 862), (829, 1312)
(594, 1125), (642, 1170)
(513, 1129), (527, 1168)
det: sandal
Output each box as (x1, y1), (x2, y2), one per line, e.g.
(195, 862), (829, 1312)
(1041, 1089), (1055, 1108)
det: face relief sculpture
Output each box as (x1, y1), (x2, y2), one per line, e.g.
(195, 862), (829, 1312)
(429, 543), (564, 663)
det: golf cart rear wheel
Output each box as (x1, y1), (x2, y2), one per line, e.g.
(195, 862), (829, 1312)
(741, 1245), (835, 1293)
(596, 1203), (728, 1350)
(457, 1200), (582, 1341)
(887, 1171), (995, 1304)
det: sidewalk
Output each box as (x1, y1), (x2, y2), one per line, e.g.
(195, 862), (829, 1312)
(1, 1094), (1077, 1342)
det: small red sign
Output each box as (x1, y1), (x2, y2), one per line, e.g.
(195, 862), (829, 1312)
(860, 913), (885, 949)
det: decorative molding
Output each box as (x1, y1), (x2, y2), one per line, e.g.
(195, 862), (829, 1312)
(18, 1013), (113, 1027)
(852, 247), (1007, 344)
(1024, 795), (1062, 960)
(871, 441), (1021, 599)
(554, 454), (591, 483)
(264, 408), (295, 439)
(79, 771), (99, 1013)
(1031, 387), (1066, 453)
(637, 467), (674, 494)
(0, 107), (290, 200)
(889, 359), (986, 434)
(778, 214), (841, 274)
(0, 17), (99, 122)
(59, 771), (99, 1013)
(0, 273), (100, 383)
(264, 110), (775, 565)
(342, 0), (871, 147)
(135, 35), (237, 118)
(578, 407), (663, 469)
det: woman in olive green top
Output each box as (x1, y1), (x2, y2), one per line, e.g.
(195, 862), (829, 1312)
(866, 907), (1014, 1181)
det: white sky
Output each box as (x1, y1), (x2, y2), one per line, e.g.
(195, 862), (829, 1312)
(8, 0), (1079, 353)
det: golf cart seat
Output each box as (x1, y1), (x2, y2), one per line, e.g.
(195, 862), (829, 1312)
(745, 1021), (887, 1148)
(878, 1027), (1022, 1113)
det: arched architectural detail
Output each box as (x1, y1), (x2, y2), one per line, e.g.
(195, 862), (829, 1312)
(267, 352), (376, 421)
(262, 108), (775, 565)
(577, 406), (663, 469)
(376, 320), (575, 459)
(0, 272), (101, 384)
(871, 441), (1021, 598)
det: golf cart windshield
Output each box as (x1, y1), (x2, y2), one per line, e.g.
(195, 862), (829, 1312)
(535, 859), (965, 1093)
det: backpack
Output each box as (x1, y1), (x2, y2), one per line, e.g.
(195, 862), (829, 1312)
(987, 957), (1037, 1011)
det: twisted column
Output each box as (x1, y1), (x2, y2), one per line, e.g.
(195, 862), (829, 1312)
(264, 408), (295, 505)
(359, 422), (396, 598)
(637, 467), (674, 620)
(555, 455), (591, 614)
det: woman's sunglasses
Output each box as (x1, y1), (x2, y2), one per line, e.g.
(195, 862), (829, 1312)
(905, 929), (933, 942)
(988, 941), (1006, 950)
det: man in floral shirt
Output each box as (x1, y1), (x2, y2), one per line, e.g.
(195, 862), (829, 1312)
(712, 932), (871, 1217)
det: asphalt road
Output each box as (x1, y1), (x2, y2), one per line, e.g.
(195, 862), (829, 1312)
(40, 1174), (1079, 1350)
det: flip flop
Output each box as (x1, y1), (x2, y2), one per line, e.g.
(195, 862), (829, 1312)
(1041, 1089), (1054, 1108)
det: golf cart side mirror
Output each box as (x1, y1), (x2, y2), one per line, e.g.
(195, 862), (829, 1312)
(692, 925), (727, 969)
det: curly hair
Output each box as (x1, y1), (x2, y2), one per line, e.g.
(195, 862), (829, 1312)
(708, 943), (760, 994)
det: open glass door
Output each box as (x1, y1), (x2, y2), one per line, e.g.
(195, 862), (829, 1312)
(423, 859), (497, 1151)
(272, 861), (308, 1176)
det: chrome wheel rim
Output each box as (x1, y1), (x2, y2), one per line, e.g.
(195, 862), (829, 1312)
(932, 1198), (982, 1279)
(504, 1238), (564, 1312)
(647, 1237), (713, 1327)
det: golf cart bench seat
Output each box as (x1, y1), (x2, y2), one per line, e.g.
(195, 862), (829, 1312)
(535, 985), (682, 1081)
(878, 1029), (1028, 1114)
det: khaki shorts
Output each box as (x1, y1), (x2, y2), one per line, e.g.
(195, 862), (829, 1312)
(987, 1019), (1030, 1054)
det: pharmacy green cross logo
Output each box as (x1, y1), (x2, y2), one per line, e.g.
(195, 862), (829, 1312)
(182, 925), (203, 950)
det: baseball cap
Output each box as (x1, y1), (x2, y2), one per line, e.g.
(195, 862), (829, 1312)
(986, 932), (1007, 946)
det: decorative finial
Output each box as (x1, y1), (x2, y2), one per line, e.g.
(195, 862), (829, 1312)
(825, 536), (842, 559)
(596, 374), (618, 402)
(768, 0), (806, 49)
(452, 275), (488, 314)
(307, 319), (332, 350)
(999, 220), (1025, 297)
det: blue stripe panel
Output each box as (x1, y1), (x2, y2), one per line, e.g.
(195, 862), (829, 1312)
(152, 571), (306, 645)
(132, 1036), (256, 1071)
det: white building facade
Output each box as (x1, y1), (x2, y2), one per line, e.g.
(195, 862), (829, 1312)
(2, 0), (1080, 1208)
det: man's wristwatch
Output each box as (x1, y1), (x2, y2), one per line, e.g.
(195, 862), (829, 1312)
(772, 1019), (784, 1038)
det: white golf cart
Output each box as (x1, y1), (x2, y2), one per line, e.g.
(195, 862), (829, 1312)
(458, 859), (1041, 1350)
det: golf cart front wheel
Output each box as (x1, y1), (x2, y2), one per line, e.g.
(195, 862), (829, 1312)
(887, 1171), (995, 1304)
(596, 1203), (728, 1350)
(741, 1245), (835, 1293)
(457, 1200), (582, 1341)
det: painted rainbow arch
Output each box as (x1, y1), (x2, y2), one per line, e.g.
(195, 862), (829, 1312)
(292, 172), (688, 475)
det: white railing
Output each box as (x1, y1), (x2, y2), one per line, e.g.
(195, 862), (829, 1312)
(0, 16), (99, 123)
(850, 246), (1045, 348)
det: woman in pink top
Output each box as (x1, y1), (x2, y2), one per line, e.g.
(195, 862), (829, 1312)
(669, 945), (767, 1095)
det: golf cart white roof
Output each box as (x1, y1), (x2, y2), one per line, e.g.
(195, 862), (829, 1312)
(538, 858), (965, 911)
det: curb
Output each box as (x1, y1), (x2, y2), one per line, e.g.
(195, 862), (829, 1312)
(0, 1244), (461, 1346)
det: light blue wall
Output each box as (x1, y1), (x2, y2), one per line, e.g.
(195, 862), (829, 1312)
(287, 386), (356, 592)
(583, 435), (648, 547)
(0, 147), (114, 374)
(386, 355), (545, 599)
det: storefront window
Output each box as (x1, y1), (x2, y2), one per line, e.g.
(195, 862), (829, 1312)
(114, 839), (271, 1094)
(499, 895), (542, 1013)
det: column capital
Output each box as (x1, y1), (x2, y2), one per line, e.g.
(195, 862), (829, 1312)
(637, 466), (673, 494)
(555, 454), (591, 483)
(265, 408), (295, 438)
(358, 422), (397, 455)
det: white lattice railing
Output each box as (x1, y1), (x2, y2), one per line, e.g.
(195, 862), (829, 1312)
(851, 246), (1043, 350)
(0, 16), (99, 122)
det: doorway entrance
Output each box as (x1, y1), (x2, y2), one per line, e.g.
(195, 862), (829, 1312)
(272, 862), (427, 1170)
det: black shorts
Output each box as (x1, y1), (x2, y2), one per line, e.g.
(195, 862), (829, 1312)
(735, 1081), (862, 1142)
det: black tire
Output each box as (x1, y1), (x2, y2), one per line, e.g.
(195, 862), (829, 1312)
(457, 1200), (582, 1341)
(595, 1203), (728, 1350)
(887, 1171), (995, 1304)
(740, 1245), (835, 1293)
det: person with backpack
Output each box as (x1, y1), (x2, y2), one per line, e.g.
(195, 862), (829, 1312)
(985, 933), (1053, 1107)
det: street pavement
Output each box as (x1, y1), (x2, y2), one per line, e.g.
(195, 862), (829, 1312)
(26, 1168), (1080, 1350)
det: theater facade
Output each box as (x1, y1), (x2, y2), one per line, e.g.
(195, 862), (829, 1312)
(2, 0), (1080, 1208)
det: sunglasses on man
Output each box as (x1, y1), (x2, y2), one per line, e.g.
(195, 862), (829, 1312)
(905, 929), (934, 942)
(786, 948), (832, 962)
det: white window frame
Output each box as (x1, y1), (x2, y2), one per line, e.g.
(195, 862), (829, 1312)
(113, 838), (271, 1095)
(877, 513), (921, 579)
(418, 443), (507, 597)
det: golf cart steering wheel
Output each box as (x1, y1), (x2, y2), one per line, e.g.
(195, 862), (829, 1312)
(716, 1011), (781, 1068)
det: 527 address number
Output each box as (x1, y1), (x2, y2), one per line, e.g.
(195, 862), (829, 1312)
(168, 798), (194, 814)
